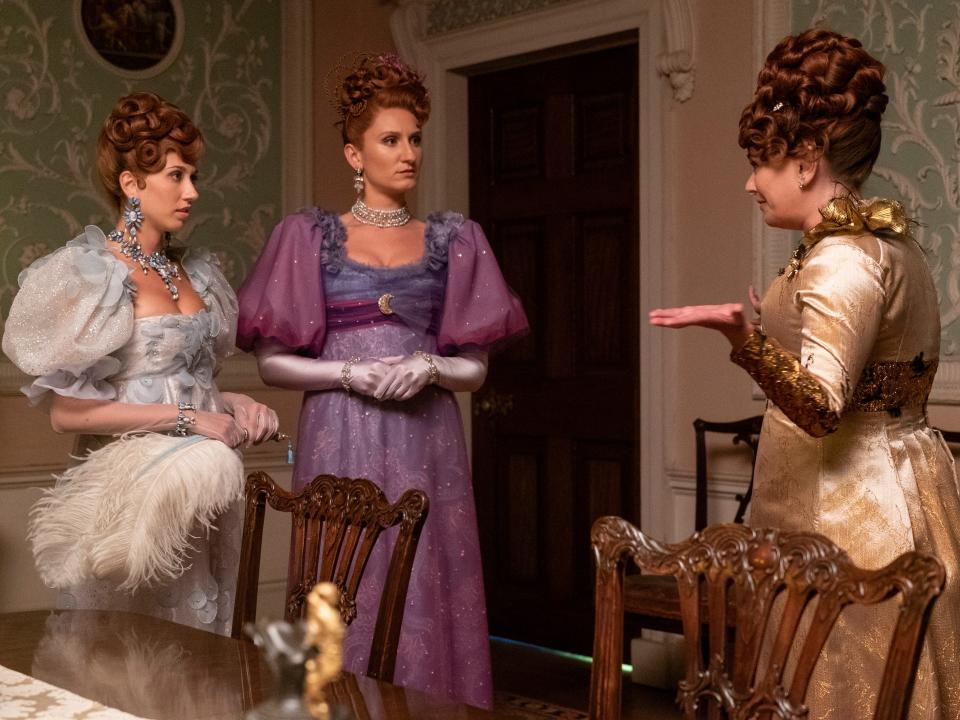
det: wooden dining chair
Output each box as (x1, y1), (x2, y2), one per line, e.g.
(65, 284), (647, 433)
(623, 415), (764, 634)
(936, 427), (960, 446)
(232, 471), (429, 683)
(589, 517), (945, 720)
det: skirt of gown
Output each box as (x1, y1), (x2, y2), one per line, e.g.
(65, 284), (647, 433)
(750, 405), (960, 719)
(56, 501), (242, 636)
(292, 323), (493, 709)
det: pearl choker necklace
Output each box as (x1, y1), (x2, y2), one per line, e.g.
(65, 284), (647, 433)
(108, 229), (181, 300)
(350, 198), (412, 228)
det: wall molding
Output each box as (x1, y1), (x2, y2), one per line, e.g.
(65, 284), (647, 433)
(665, 467), (751, 543)
(750, 0), (794, 310)
(666, 467), (750, 498)
(280, 0), (314, 213)
(0, 452), (293, 492)
(657, 0), (695, 102)
(392, 0), (670, 537)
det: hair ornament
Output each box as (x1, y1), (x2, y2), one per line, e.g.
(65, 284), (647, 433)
(325, 51), (375, 119)
(771, 101), (785, 112)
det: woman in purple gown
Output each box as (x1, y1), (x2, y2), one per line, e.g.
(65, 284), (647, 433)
(236, 54), (528, 708)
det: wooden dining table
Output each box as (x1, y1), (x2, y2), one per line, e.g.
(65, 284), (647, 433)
(0, 610), (499, 719)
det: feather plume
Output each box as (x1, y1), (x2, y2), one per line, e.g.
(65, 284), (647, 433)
(28, 433), (244, 592)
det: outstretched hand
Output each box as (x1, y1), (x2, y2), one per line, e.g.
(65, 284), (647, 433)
(649, 302), (754, 348)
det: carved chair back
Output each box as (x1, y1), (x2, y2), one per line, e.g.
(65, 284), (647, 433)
(590, 518), (945, 720)
(694, 415), (764, 529)
(622, 416), (765, 636)
(232, 471), (429, 683)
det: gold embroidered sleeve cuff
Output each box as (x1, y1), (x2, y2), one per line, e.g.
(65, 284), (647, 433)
(730, 331), (840, 438)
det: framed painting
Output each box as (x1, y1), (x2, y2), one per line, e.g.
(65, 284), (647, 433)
(74, 0), (184, 78)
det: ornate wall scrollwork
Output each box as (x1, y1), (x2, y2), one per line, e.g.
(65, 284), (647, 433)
(0, 0), (281, 331)
(789, 1), (960, 400)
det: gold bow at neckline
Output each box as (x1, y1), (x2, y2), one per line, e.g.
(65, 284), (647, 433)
(780, 196), (912, 279)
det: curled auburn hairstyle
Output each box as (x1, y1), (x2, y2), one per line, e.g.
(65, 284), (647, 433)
(738, 28), (887, 188)
(334, 53), (431, 146)
(97, 92), (203, 211)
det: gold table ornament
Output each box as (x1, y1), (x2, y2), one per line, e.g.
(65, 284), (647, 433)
(304, 582), (346, 720)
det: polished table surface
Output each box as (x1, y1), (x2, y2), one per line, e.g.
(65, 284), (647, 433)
(0, 610), (497, 719)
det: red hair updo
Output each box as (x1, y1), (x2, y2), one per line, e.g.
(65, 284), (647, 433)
(97, 92), (203, 211)
(738, 28), (887, 188)
(334, 53), (431, 146)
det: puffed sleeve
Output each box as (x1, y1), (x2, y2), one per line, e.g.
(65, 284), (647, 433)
(731, 239), (885, 437)
(436, 220), (529, 355)
(182, 247), (238, 365)
(236, 210), (327, 355)
(1, 226), (135, 405)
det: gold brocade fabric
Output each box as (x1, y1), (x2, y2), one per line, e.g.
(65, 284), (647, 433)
(849, 355), (938, 411)
(741, 198), (960, 719)
(779, 195), (912, 279)
(731, 335), (939, 433)
(732, 331), (839, 437)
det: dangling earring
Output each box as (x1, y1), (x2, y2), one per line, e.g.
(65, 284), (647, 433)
(122, 196), (143, 239)
(798, 171), (806, 190)
(353, 166), (364, 195)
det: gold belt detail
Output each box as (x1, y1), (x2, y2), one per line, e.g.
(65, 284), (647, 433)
(848, 356), (938, 412)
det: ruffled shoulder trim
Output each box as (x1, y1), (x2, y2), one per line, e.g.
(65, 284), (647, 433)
(2, 225), (136, 385)
(18, 226), (134, 307)
(181, 246), (221, 296)
(180, 246), (239, 362)
(424, 210), (464, 272)
(303, 207), (347, 273)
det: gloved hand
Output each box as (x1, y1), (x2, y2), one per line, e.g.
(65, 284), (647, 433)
(374, 351), (489, 401)
(255, 340), (392, 396)
(345, 358), (397, 397)
(221, 392), (281, 447)
(192, 409), (246, 448)
(373, 354), (431, 401)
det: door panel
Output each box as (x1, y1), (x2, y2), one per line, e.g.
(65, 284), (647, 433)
(470, 41), (639, 654)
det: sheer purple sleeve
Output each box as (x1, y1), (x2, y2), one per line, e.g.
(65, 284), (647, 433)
(236, 211), (326, 354)
(436, 220), (529, 356)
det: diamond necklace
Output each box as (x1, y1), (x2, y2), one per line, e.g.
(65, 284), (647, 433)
(108, 229), (182, 300)
(350, 198), (412, 228)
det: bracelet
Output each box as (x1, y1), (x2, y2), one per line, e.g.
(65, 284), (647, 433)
(413, 351), (440, 385)
(175, 402), (197, 437)
(341, 356), (361, 393)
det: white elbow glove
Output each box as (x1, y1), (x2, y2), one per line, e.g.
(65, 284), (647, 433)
(255, 340), (393, 396)
(374, 351), (488, 401)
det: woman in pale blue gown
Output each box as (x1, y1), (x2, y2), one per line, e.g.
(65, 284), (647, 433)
(2, 92), (278, 635)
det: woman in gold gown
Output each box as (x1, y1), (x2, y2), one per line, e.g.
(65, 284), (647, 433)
(650, 28), (960, 719)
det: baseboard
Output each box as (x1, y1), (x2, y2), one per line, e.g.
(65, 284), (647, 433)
(630, 634), (685, 689)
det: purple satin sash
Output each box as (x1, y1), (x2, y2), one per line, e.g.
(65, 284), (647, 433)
(326, 289), (440, 335)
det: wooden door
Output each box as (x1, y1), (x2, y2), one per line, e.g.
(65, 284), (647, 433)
(469, 41), (639, 655)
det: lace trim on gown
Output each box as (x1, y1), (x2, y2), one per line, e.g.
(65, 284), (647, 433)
(306, 207), (464, 274)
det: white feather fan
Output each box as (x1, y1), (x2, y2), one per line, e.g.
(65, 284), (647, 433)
(28, 433), (244, 592)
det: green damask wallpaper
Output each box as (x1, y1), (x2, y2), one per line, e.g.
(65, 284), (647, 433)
(0, 0), (281, 330)
(793, 1), (960, 355)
